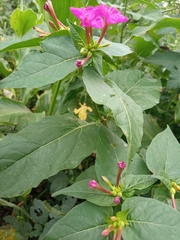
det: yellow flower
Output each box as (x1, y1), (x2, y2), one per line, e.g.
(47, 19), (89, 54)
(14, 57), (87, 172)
(74, 103), (92, 120)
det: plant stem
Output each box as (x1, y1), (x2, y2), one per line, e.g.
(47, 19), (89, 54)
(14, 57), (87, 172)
(171, 195), (177, 210)
(120, 0), (128, 43)
(20, 0), (23, 11)
(0, 198), (36, 223)
(48, 80), (61, 115)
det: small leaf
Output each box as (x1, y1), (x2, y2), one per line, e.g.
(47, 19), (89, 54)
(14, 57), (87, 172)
(30, 199), (48, 225)
(10, 8), (38, 37)
(41, 201), (113, 240)
(95, 37), (132, 57)
(146, 126), (180, 181)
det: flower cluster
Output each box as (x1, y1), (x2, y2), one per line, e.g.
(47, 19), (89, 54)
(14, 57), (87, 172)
(89, 161), (126, 205)
(70, 4), (128, 68)
(34, 0), (67, 37)
(101, 210), (129, 240)
(70, 4), (128, 44)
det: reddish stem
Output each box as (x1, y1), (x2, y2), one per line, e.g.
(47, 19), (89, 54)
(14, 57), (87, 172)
(116, 168), (123, 187)
(115, 228), (122, 240)
(98, 22), (108, 45)
(171, 194), (177, 210)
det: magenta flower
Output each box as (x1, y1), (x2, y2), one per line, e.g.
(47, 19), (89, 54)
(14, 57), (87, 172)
(118, 161), (126, 169)
(95, 4), (128, 25)
(75, 55), (91, 68)
(70, 7), (104, 28)
(116, 161), (126, 187)
(89, 180), (97, 188)
(88, 180), (112, 194)
(114, 196), (120, 205)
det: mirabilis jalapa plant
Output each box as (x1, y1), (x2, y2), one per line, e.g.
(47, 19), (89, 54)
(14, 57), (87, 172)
(1, 0), (180, 240)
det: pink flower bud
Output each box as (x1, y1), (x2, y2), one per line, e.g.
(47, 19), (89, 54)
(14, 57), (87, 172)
(101, 226), (115, 236)
(118, 161), (126, 169)
(114, 196), (120, 204)
(89, 180), (97, 188)
(76, 60), (83, 68)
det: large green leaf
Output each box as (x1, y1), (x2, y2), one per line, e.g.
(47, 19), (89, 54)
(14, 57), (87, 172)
(146, 51), (180, 89)
(41, 201), (113, 240)
(106, 69), (161, 110)
(122, 197), (180, 240)
(0, 36), (79, 89)
(0, 115), (99, 197)
(83, 67), (143, 167)
(10, 8), (39, 37)
(146, 127), (180, 182)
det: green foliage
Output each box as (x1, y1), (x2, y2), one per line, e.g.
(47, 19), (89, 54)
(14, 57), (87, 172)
(0, 0), (180, 239)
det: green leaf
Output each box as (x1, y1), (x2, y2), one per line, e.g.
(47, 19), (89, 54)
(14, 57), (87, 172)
(83, 67), (143, 167)
(146, 126), (180, 181)
(146, 51), (180, 89)
(49, 0), (83, 27)
(106, 69), (161, 110)
(96, 37), (132, 57)
(128, 154), (150, 175)
(0, 115), (100, 197)
(30, 199), (48, 225)
(0, 36), (79, 89)
(132, 17), (180, 38)
(122, 174), (157, 193)
(0, 31), (69, 53)
(122, 197), (180, 240)
(0, 97), (45, 131)
(52, 179), (116, 206)
(0, 98), (31, 116)
(95, 125), (128, 184)
(141, 114), (162, 148)
(41, 201), (113, 240)
(10, 8), (38, 37)
(67, 20), (86, 50)
(0, 59), (12, 77)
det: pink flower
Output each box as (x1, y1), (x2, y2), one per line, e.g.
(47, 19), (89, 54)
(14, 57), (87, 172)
(101, 226), (115, 236)
(114, 196), (120, 204)
(89, 180), (97, 188)
(88, 180), (112, 194)
(44, 0), (66, 29)
(75, 55), (91, 68)
(95, 4), (128, 25)
(118, 162), (126, 170)
(70, 6), (104, 28)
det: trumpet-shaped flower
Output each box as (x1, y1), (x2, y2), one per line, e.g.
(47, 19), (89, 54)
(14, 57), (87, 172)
(95, 4), (128, 25)
(70, 7), (104, 28)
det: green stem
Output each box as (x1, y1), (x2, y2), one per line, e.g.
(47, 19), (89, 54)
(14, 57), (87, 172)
(120, 0), (128, 43)
(48, 80), (61, 116)
(20, 0), (23, 11)
(0, 198), (36, 223)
